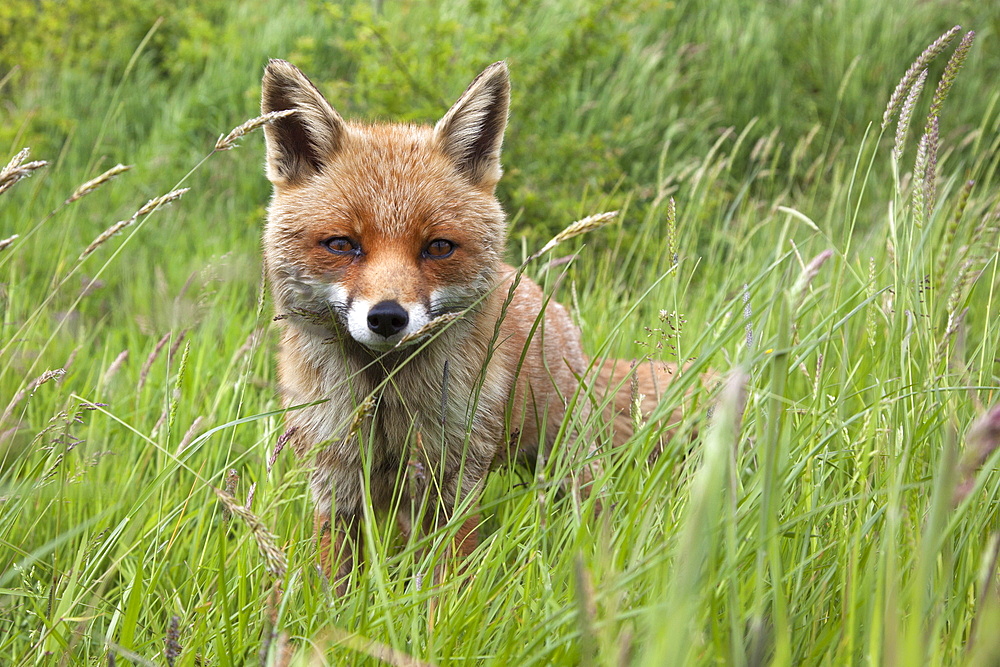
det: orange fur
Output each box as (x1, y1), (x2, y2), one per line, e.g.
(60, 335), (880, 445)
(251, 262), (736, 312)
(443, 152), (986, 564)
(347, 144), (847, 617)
(260, 60), (692, 591)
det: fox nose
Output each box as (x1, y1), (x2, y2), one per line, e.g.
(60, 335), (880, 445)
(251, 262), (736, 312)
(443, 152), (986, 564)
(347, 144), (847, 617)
(367, 300), (409, 337)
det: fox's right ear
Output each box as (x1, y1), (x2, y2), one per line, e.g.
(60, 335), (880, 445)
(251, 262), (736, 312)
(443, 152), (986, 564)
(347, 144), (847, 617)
(261, 59), (346, 186)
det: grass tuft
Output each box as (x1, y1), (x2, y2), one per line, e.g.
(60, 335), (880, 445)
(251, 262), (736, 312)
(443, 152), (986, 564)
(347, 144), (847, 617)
(1, 4), (998, 664)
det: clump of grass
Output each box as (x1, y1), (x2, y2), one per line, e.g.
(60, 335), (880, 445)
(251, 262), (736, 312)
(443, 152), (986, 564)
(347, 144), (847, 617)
(1, 5), (998, 666)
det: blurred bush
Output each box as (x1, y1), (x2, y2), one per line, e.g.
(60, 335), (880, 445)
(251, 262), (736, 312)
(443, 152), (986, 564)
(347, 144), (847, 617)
(2, 0), (997, 242)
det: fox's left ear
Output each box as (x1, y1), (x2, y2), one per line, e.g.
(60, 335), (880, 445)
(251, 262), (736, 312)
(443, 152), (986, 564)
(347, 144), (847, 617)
(434, 61), (510, 190)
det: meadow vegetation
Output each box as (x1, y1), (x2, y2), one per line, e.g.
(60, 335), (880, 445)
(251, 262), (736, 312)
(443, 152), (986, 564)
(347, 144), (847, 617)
(1, 0), (999, 664)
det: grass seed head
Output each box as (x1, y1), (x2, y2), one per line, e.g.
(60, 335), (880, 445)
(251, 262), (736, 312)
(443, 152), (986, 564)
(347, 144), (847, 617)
(925, 31), (976, 135)
(135, 187), (189, 217)
(2, 147), (30, 173)
(224, 468), (239, 499)
(882, 25), (961, 129)
(0, 147), (48, 196)
(269, 426), (296, 473)
(213, 486), (287, 578)
(866, 257), (878, 348)
(892, 68), (927, 161)
(530, 211), (619, 261)
(923, 115), (940, 215)
(790, 249), (834, 314)
(936, 180), (975, 284)
(348, 395), (376, 438)
(168, 328), (189, 360)
(666, 197), (678, 267)
(80, 188), (189, 259)
(912, 133), (930, 226)
(629, 359), (644, 434)
(286, 307), (335, 326)
(137, 332), (171, 392)
(66, 163), (131, 203)
(215, 109), (296, 151)
(743, 284), (753, 350)
(946, 261), (974, 321)
(164, 615), (180, 667)
(395, 311), (461, 348)
(37, 453), (64, 486)
(80, 218), (134, 259)
(177, 415), (204, 454)
(2, 369), (67, 425)
(101, 349), (129, 387)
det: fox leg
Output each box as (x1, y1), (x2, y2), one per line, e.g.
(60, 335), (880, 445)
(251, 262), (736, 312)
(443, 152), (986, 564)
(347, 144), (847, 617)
(397, 474), (482, 587)
(315, 511), (362, 596)
(573, 455), (604, 503)
(410, 500), (480, 630)
(422, 511), (482, 594)
(453, 513), (480, 557)
(423, 465), (489, 588)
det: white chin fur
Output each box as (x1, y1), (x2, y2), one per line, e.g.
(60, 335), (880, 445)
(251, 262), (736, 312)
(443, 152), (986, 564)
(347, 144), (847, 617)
(346, 299), (431, 351)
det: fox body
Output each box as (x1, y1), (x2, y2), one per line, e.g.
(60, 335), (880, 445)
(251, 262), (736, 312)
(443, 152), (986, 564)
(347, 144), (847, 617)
(261, 60), (669, 590)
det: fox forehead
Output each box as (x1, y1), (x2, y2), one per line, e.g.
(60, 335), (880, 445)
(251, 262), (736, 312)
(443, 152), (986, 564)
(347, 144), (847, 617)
(268, 122), (504, 241)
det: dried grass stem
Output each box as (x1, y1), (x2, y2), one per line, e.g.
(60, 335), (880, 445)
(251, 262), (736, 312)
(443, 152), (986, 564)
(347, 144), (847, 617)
(0, 147), (48, 195)
(80, 188), (189, 259)
(215, 109), (296, 151)
(67, 164), (131, 203)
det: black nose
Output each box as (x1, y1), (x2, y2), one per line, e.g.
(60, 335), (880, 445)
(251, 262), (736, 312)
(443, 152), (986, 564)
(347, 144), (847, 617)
(367, 300), (409, 337)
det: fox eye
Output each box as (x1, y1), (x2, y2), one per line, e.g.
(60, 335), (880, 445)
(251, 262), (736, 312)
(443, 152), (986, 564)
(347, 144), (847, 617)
(424, 239), (455, 258)
(322, 237), (359, 255)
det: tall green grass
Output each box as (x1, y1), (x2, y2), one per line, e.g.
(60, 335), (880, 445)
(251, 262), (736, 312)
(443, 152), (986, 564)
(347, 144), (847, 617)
(2, 1), (1000, 664)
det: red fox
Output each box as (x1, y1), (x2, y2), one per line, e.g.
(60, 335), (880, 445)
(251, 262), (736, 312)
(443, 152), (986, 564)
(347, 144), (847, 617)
(261, 60), (683, 592)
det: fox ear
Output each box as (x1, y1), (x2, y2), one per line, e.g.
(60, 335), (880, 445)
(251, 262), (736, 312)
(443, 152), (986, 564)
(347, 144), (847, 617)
(434, 61), (510, 189)
(261, 59), (346, 186)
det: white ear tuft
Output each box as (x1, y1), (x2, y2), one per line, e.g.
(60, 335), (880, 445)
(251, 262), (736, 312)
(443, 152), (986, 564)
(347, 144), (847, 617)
(261, 59), (346, 185)
(434, 62), (510, 189)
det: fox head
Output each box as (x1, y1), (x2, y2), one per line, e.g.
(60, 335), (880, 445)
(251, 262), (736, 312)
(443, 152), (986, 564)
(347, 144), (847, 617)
(261, 60), (510, 352)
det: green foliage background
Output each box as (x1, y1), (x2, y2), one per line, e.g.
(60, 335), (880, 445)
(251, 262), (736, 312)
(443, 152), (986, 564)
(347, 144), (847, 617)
(4, 0), (998, 239)
(2, 0), (1000, 664)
